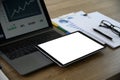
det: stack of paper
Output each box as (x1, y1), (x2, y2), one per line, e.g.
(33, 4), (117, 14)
(52, 11), (120, 48)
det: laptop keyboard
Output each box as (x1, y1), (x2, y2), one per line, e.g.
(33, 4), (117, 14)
(1, 44), (38, 60)
(0, 30), (62, 60)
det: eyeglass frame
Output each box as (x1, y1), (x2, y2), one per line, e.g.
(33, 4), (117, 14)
(99, 20), (120, 37)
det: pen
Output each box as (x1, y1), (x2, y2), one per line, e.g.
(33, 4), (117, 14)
(93, 28), (113, 41)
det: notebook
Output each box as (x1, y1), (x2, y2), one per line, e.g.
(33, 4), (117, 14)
(0, 0), (62, 75)
(38, 31), (105, 67)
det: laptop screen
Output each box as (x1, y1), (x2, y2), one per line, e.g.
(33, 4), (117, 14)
(0, 0), (51, 45)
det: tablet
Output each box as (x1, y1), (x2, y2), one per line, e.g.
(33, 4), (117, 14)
(38, 31), (105, 67)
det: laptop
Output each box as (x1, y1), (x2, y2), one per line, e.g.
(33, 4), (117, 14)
(0, 0), (62, 75)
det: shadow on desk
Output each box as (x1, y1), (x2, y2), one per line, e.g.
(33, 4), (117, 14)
(107, 73), (120, 80)
(25, 52), (104, 76)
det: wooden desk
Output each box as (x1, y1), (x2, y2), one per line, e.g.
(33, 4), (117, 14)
(0, 0), (120, 80)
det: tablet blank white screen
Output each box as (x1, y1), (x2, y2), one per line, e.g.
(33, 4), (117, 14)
(38, 32), (104, 65)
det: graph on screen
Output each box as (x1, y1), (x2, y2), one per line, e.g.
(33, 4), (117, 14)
(2, 0), (41, 21)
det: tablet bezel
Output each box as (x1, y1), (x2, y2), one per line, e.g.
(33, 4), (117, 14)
(37, 31), (105, 67)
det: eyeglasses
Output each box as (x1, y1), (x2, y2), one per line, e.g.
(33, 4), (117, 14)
(99, 20), (120, 37)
